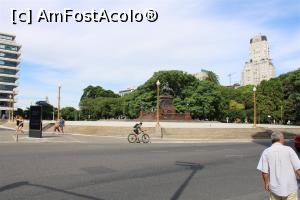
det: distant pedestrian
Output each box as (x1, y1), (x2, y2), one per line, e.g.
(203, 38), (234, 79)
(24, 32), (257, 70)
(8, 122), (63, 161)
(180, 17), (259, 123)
(54, 120), (60, 134)
(15, 115), (20, 133)
(15, 115), (24, 134)
(257, 131), (300, 200)
(18, 116), (24, 134)
(59, 117), (65, 133)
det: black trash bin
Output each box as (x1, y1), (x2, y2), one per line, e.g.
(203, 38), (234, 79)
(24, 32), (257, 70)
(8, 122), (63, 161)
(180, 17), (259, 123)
(29, 106), (42, 138)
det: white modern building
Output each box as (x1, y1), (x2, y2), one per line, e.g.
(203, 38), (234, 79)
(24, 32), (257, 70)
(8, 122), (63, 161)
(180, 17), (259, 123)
(119, 87), (136, 96)
(193, 70), (209, 81)
(241, 35), (275, 86)
(0, 32), (21, 119)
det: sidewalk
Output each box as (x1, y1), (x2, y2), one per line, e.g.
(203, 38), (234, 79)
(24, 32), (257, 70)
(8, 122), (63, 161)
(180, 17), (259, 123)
(0, 125), (294, 144)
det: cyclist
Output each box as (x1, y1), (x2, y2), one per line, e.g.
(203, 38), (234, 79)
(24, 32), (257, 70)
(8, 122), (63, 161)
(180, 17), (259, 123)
(128, 122), (150, 143)
(133, 122), (143, 135)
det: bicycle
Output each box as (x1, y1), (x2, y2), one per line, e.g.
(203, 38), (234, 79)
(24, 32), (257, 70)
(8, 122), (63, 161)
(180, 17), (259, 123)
(128, 130), (150, 143)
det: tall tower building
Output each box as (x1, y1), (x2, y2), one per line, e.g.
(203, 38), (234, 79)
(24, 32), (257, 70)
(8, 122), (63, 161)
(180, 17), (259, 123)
(0, 32), (21, 119)
(241, 35), (275, 86)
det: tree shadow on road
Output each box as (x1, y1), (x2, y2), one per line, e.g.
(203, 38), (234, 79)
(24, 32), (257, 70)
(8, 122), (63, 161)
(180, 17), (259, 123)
(0, 181), (103, 200)
(170, 161), (204, 200)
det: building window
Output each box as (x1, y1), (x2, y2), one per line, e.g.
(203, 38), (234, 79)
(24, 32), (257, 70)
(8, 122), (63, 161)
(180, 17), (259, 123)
(7, 46), (17, 51)
(0, 85), (15, 91)
(0, 35), (13, 41)
(0, 44), (18, 51)
(0, 68), (16, 74)
(0, 77), (15, 83)
(0, 53), (17, 59)
(0, 60), (17, 67)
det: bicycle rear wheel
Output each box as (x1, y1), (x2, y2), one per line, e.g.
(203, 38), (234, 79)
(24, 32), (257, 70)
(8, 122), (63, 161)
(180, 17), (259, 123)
(128, 134), (137, 143)
(142, 134), (150, 143)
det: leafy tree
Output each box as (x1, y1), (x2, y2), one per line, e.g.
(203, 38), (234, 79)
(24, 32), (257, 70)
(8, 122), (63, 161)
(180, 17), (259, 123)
(122, 70), (199, 118)
(80, 85), (119, 100)
(202, 69), (219, 85)
(257, 78), (284, 123)
(79, 85), (122, 120)
(36, 101), (55, 120)
(218, 85), (253, 123)
(15, 108), (24, 117)
(61, 107), (78, 121)
(77, 68), (300, 124)
(279, 68), (300, 124)
(173, 81), (223, 120)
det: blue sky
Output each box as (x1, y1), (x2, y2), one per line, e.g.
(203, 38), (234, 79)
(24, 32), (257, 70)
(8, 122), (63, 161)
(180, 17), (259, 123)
(1, 0), (299, 109)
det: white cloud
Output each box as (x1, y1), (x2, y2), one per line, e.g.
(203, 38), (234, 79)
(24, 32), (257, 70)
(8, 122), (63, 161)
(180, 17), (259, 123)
(0, 0), (299, 109)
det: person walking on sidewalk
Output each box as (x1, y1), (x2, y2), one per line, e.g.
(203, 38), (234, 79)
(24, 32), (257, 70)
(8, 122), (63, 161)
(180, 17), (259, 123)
(59, 117), (65, 134)
(15, 115), (20, 133)
(18, 116), (24, 134)
(257, 131), (300, 200)
(15, 115), (24, 134)
(54, 120), (60, 134)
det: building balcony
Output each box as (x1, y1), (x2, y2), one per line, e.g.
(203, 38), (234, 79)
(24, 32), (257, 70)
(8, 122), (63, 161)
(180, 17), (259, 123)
(0, 39), (22, 48)
(0, 82), (18, 86)
(0, 90), (18, 94)
(0, 57), (21, 64)
(0, 49), (21, 57)
(0, 98), (16, 102)
(0, 65), (19, 71)
(0, 106), (17, 111)
(0, 73), (19, 79)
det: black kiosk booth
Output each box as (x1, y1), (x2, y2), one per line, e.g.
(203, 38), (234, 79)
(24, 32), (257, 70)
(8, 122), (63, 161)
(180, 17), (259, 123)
(29, 105), (42, 138)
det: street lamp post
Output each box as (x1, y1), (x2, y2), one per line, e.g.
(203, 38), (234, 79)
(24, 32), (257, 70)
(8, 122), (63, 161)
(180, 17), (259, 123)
(253, 86), (257, 128)
(57, 85), (61, 120)
(12, 90), (15, 122)
(8, 94), (12, 121)
(156, 80), (160, 127)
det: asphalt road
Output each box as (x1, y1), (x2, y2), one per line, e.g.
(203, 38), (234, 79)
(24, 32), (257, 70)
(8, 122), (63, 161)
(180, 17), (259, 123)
(0, 129), (298, 200)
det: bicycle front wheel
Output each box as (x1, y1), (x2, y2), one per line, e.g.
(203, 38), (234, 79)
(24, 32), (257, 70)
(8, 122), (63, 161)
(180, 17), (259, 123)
(128, 134), (137, 143)
(142, 134), (150, 143)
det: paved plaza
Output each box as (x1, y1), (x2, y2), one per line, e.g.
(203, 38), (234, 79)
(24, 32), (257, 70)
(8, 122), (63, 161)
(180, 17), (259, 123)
(1, 127), (300, 200)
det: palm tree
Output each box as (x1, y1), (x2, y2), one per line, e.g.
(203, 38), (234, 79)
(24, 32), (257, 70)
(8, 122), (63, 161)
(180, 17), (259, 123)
(202, 69), (219, 85)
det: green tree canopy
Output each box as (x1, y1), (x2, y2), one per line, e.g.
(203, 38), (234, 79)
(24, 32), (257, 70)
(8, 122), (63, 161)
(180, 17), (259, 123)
(122, 70), (200, 118)
(77, 68), (300, 124)
(80, 85), (119, 100)
(279, 68), (300, 123)
(61, 107), (78, 121)
(202, 69), (219, 85)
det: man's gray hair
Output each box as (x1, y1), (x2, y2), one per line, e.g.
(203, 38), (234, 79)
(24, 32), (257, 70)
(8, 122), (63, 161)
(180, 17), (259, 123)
(271, 131), (284, 143)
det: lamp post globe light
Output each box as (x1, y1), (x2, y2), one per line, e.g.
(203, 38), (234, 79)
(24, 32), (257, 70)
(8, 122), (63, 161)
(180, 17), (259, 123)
(156, 80), (160, 127)
(253, 86), (257, 128)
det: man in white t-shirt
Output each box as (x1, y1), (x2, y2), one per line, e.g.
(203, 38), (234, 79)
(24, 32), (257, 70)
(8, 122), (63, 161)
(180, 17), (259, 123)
(257, 131), (300, 200)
